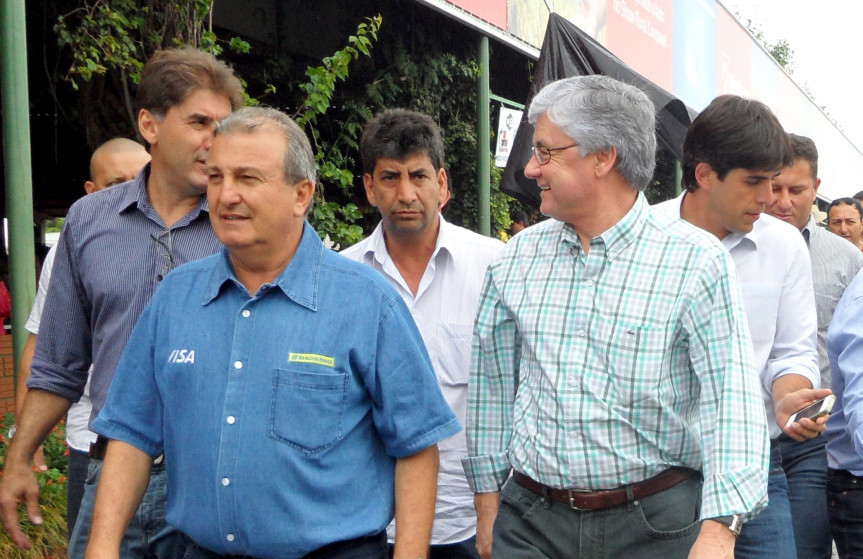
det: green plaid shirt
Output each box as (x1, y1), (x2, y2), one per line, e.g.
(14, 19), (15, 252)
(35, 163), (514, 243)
(463, 194), (769, 520)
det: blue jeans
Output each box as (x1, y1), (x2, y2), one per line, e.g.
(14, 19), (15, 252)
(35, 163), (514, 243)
(68, 458), (183, 559)
(827, 469), (863, 559)
(735, 444), (797, 559)
(492, 473), (701, 558)
(776, 435), (831, 559)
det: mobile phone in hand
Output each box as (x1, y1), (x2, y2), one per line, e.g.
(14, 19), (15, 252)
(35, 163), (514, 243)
(785, 394), (836, 427)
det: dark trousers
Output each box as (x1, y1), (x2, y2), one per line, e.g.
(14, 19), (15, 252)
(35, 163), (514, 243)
(827, 468), (863, 559)
(389, 536), (479, 559)
(491, 474), (702, 558)
(66, 448), (90, 539)
(181, 531), (388, 559)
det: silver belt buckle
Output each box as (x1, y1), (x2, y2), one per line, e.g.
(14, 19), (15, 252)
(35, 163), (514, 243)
(567, 488), (592, 511)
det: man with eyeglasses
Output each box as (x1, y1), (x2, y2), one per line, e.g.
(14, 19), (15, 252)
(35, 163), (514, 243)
(653, 95), (826, 559)
(0, 47), (243, 559)
(464, 75), (768, 559)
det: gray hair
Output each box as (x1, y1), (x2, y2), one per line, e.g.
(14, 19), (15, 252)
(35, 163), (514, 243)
(528, 75), (657, 191)
(215, 107), (317, 185)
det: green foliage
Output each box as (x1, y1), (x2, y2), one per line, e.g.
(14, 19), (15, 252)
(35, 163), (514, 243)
(54, 0), (244, 87)
(292, 16), (383, 248)
(50, 2), (512, 243)
(297, 16), (381, 127)
(739, 16), (794, 72)
(44, 218), (66, 235)
(295, 23), (514, 238)
(0, 413), (69, 558)
(53, 0), (257, 136)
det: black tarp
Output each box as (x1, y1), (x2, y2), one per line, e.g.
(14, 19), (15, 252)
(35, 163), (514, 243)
(501, 13), (697, 207)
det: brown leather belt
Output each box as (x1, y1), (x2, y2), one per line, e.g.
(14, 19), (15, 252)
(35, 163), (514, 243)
(89, 435), (164, 466)
(513, 467), (697, 511)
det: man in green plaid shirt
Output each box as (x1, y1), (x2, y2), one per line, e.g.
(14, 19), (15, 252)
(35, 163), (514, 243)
(463, 75), (768, 559)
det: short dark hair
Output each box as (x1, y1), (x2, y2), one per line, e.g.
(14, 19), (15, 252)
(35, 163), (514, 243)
(136, 47), (244, 120)
(510, 210), (528, 224)
(828, 197), (863, 220)
(682, 95), (792, 192)
(853, 190), (863, 202)
(360, 109), (445, 175)
(787, 134), (818, 181)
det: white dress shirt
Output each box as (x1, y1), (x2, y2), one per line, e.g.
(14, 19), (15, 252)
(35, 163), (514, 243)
(341, 215), (504, 544)
(654, 194), (819, 438)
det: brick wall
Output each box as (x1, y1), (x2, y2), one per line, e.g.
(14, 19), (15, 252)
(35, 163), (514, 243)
(0, 336), (14, 415)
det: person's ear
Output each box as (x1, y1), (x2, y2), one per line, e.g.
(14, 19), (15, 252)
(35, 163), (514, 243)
(694, 162), (716, 191)
(138, 109), (159, 147)
(363, 173), (378, 208)
(437, 168), (450, 210)
(593, 147), (617, 178)
(294, 179), (316, 217)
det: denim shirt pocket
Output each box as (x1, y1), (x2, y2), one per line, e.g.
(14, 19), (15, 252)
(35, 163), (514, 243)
(269, 368), (348, 454)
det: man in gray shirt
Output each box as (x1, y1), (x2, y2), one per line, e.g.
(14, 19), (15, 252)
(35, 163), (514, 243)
(766, 133), (863, 559)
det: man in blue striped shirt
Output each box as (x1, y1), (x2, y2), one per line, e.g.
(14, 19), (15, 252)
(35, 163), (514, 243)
(0, 47), (243, 559)
(464, 75), (768, 559)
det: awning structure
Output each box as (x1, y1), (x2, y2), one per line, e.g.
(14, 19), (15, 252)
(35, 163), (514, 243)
(501, 13), (696, 207)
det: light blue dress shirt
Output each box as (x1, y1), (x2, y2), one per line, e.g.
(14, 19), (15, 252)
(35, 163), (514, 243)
(826, 268), (863, 475)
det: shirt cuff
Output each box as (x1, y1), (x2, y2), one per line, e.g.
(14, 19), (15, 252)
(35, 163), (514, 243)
(701, 469), (768, 522)
(462, 453), (511, 493)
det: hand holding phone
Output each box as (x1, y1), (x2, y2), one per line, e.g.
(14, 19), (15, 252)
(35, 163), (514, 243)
(785, 394), (836, 427)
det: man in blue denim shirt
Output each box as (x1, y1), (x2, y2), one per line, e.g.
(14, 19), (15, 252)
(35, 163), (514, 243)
(86, 107), (460, 559)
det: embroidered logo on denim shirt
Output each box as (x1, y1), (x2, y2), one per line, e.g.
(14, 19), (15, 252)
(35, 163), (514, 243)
(167, 349), (196, 364)
(288, 352), (335, 368)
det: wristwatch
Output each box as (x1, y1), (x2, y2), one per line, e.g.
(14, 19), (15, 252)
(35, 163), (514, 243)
(712, 514), (743, 537)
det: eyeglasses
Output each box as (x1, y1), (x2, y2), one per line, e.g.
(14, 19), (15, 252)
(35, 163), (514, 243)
(531, 144), (578, 165)
(150, 229), (175, 281)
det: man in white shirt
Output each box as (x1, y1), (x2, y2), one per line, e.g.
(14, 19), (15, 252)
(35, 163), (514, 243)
(653, 95), (830, 559)
(342, 108), (504, 558)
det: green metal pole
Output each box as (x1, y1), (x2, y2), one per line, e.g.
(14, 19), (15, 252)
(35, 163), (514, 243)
(477, 36), (491, 237)
(1, 0), (37, 378)
(674, 160), (683, 195)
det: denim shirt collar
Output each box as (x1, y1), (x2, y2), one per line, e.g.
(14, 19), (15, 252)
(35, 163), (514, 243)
(203, 221), (322, 310)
